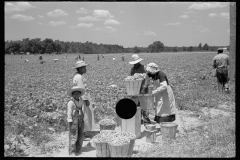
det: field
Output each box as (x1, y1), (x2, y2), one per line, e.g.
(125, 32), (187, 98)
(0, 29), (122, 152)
(4, 52), (235, 157)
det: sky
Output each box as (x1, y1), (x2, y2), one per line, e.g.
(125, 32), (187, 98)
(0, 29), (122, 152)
(5, 2), (230, 48)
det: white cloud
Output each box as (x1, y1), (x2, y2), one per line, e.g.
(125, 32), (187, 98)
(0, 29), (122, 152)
(76, 7), (88, 14)
(72, 23), (94, 28)
(104, 19), (121, 25)
(5, 2), (36, 13)
(179, 15), (189, 18)
(78, 16), (100, 21)
(209, 13), (217, 17)
(38, 15), (44, 18)
(47, 9), (68, 17)
(201, 28), (210, 32)
(93, 9), (114, 19)
(120, 11), (124, 14)
(188, 2), (228, 10)
(49, 21), (66, 26)
(184, 11), (198, 14)
(92, 26), (117, 33)
(10, 14), (34, 21)
(144, 31), (157, 36)
(38, 23), (42, 25)
(164, 22), (181, 26)
(219, 12), (229, 19)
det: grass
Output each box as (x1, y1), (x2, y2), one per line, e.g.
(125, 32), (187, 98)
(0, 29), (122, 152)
(133, 115), (235, 158)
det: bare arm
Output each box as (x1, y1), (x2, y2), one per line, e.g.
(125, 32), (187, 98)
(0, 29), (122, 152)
(67, 101), (74, 123)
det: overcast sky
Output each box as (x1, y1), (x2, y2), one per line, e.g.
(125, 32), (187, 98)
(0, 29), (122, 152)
(5, 2), (230, 48)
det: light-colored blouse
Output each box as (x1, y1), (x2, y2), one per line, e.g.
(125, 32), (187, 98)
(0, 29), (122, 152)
(67, 99), (84, 122)
(73, 73), (88, 100)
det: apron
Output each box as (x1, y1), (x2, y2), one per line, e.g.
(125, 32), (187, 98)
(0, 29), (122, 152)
(82, 92), (95, 132)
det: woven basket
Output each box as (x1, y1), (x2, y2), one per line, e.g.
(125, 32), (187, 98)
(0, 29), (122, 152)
(125, 79), (143, 95)
(109, 142), (130, 157)
(138, 94), (154, 110)
(95, 141), (111, 157)
(100, 124), (116, 131)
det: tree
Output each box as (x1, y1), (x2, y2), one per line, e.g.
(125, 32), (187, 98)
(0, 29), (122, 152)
(45, 44), (54, 54)
(150, 41), (164, 52)
(187, 46), (193, 52)
(134, 46), (139, 53)
(198, 43), (202, 50)
(203, 43), (209, 50)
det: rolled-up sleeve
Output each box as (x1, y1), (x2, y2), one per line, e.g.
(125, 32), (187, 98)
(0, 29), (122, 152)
(67, 101), (74, 122)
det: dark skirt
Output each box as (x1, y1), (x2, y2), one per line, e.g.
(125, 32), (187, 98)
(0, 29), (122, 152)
(154, 114), (175, 123)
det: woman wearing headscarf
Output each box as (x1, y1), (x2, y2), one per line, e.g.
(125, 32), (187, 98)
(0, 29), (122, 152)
(72, 60), (95, 138)
(143, 62), (177, 123)
(67, 85), (85, 155)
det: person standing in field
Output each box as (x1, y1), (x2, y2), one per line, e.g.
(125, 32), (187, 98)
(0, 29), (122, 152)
(143, 63), (177, 123)
(122, 53), (125, 61)
(212, 48), (230, 93)
(72, 60), (95, 138)
(67, 85), (85, 155)
(128, 54), (152, 125)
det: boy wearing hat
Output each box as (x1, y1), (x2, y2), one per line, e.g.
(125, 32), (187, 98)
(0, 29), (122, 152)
(67, 86), (85, 155)
(212, 48), (230, 93)
(129, 54), (152, 125)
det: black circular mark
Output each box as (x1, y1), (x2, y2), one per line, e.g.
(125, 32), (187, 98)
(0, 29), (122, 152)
(115, 98), (137, 119)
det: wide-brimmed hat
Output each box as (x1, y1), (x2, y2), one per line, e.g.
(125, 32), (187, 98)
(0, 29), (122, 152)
(217, 48), (223, 51)
(67, 86), (85, 97)
(72, 60), (88, 69)
(146, 63), (159, 74)
(129, 54), (143, 65)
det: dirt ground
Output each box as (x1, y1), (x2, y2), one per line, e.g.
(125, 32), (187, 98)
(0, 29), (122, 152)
(27, 106), (235, 157)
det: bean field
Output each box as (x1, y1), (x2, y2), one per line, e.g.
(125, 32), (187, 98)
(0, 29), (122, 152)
(4, 52), (235, 157)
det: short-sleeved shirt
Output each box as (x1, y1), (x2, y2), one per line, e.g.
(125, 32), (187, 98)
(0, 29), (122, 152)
(212, 53), (229, 68)
(156, 71), (170, 85)
(130, 63), (146, 76)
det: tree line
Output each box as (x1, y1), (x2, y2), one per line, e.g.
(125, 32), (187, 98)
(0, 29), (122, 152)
(5, 38), (228, 55)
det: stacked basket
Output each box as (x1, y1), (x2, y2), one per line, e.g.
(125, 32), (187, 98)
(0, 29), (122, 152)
(92, 130), (136, 157)
(125, 73), (146, 95)
(99, 118), (116, 131)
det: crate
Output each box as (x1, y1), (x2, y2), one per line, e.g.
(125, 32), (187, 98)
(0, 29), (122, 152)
(125, 79), (143, 95)
(121, 107), (141, 139)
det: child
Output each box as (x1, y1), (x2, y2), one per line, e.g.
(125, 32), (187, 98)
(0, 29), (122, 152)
(67, 85), (85, 155)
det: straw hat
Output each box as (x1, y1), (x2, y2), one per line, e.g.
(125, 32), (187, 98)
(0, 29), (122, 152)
(72, 60), (88, 69)
(129, 54), (143, 65)
(146, 63), (159, 74)
(217, 48), (223, 51)
(67, 86), (85, 97)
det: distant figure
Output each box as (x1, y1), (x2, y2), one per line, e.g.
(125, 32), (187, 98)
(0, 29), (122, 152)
(21, 56), (22, 59)
(101, 54), (104, 59)
(75, 56), (78, 60)
(79, 55), (81, 60)
(39, 55), (43, 61)
(97, 55), (100, 60)
(82, 57), (84, 61)
(122, 53), (125, 61)
(53, 59), (59, 63)
(24, 59), (29, 63)
(212, 48), (230, 93)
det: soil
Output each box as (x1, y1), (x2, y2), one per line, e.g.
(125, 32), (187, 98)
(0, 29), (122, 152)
(26, 106), (235, 157)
